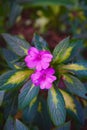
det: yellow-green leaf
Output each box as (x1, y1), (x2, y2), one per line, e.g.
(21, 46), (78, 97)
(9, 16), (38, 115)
(63, 74), (87, 99)
(60, 89), (84, 123)
(60, 89), (77, 114)
(0, 69), (33, 90)
(56, 47), (73, 63)
(18, 80), (39, 109)
(62, 64), (87, 71)
(53, 37), (70, 64)
(47, 86), (66, 126)
(53, 37), (74, 63)
(29, 97), (37, 108)
(2, 34), (30, 56)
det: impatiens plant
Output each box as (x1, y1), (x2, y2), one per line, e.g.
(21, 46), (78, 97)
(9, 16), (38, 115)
(0, 33), (87, 130)
(25, 47), (56, 89)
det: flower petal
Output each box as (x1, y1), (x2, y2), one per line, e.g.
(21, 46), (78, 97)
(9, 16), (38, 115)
(42, 53), (53, 62)
(25, 55), (34, 63)
(46, 68), (55, 75)
(31, 72), (41, 86)
(27, 60), (36, 68)
(46, 75), (57, 83)
(40, 81), (52, 89)
(45, 83), (52, 89)
(40, 81), (47, 89)
(36, 62), (42, 70)
(41, 61), (49, 69)
(28, 47), (39, 56)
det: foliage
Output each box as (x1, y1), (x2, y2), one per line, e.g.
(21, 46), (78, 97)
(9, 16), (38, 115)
(0, 0), (87, 130)
(0, 0), (23, 32)
(0, 33), (87, 130)
(1, 0), (87, 37)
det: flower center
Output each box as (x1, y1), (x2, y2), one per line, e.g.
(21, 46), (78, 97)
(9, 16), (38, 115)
(41, 73), (46, 80)
(36, 54), (42, 60)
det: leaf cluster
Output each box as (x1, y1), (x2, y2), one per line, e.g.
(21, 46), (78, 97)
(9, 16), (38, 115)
(0, 33), (87, 130)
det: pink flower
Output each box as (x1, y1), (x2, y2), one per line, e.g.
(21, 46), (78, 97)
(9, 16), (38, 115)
(25, 47), (53, 71)
(31, 68), (57, 89)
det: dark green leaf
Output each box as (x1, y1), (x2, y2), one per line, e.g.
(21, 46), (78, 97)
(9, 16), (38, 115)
(61, 62), (87, 80)
(8, 3), (23, 27)
(39, 97), (52, 130)
(53, 38), (83, 64)
(16, 119), (29, 130)
(4, 116), (29, 130)
(63, 74), (87, 99)
(18, 80), (39, 109)
(74, 98), (84, 124)
(47, 86), (66, 126)
(4, 116), (15, 130)
(53, 37), (69, 59)
(66, 39), (83, 62)
(0, 91), (5, 106)
(53, 37), (73, 64)
(23, 97), (38, 123)
(33, 97), (52, 130)
(2, 34), (30, 56)
(3, 91), (18, 119)
(0, 69), (33, 90)
(84, 106), (87, 120)
(54, 121), (71, 130)
(60, 89), (84, 124)
(2, 48), (19, 69)
(72, 62), (87, 80)
(14, 62), (26, 69)
(32, 33), (49, 50)
(61, 63), (87, 72)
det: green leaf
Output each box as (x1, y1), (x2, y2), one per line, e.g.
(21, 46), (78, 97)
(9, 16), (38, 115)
(14, 62), (26, 69)
(0, 69), (33, 90)
(23, 97), (38, 123)
(53, 37), (73, 64)
(18, 80), (39, 109)
(61, 63), (87, 71)
(47, 86), (66, 126)
(38, 97), (52, 130)
(0, 91), (5, 106)
(33, 97), (52, 130)
(8, 3), (23, 27)
(53, 38), (83, 64)
(69, 62), (87, 80)
(66, 39), (83, 62)
(2, 48), (19, 69)
(3, 91), (18, 119)
(63, 74), (87, 99)
(2, 34), (30, 56)
(61, 62), (87, 80)
(32, 33), (49, 50)
(4, 116), (29, 130)
(60, 89), (84, 124)
(16, 119), (29, 130)
(17, 0), (77, 6)
(75, 70), (87, 80)
(4, 116), (15, 130)
(53, 121), (71, 130)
